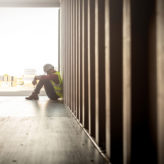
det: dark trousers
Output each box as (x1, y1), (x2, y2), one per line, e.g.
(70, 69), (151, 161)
(34, 79), (59, 100)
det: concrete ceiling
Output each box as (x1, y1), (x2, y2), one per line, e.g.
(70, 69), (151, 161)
(0, 0), (60, 7)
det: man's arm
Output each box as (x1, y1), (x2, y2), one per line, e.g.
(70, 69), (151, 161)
(34, 76), (42, 80)
(32, 74), (59, 85)
(31, 76), (43, 85)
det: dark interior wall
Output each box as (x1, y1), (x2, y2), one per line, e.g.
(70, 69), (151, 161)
(131, 0), (157, 163)
(60, 0), (160, 163)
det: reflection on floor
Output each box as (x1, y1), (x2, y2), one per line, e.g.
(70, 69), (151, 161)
(0, 97), (107, 164)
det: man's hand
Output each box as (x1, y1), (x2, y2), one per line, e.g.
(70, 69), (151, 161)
(32, 79), (37, 85)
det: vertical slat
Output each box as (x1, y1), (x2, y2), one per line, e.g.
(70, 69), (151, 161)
(65, 0), (68, 105)
(88, 0), (91, 135)
(66, 0), (68, 107)
(61, 1), (65, 104)
(84, 0), (89, 129)
(82, 0), (85, 126)
(75, 0), (78, 117)
(105, 0), (110, 158)
(69, 0), (71, 108)
(58, 9), (61, 73)
(148, 3), (157, 164)
(82, 0), (89, 128)
(63, 0), (65, 105)
(72, 0), (75, 114)
(76, 0), (79, 119)
(75, 0), (77, 116)
(109, 0), (123, 163)
(89, 0), (96, 137)
(73, 0), (76, 115)
(157, 0), (164, 163)
(95, 0), (99, 145)
(82, 0), (84, 125)
(131, 0), (156, 163)
(123, 0), (131, 163)
(66, 0), (71, 107)
(70, 0), (73, 111)
(79, 0), (83, 123)
(95, 0), (106, 149)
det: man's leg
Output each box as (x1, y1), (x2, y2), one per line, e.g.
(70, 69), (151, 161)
(33, 79), (45, 94)
(25, 79), (44, 100)
(26, 79), (58, 100)
(42, 79), (59, 100)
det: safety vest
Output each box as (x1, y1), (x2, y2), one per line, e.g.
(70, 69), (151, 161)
(50, 72), (63, 98)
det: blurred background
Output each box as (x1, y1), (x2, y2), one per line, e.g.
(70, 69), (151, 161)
(0, 7), (59, 95)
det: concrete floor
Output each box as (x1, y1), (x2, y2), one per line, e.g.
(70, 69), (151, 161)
(0, 96), (107, 164)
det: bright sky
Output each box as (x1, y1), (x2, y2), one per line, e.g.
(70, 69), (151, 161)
(0, 7), (59, 76)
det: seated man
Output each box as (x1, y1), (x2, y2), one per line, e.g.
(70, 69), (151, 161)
(26, 64), (63, 100)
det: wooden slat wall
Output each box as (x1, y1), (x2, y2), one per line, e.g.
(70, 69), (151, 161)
(123, 0), (131, 163)
(88, 0), (95, 138)
(82, 0), (89, 128)
(60, 0), (163, 163)
(157, 0), (164, 164)
(95, 0), (106, 150)
(131, 0), (156, 163)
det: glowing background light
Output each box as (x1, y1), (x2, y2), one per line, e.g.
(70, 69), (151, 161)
(0, 7), (59, 76)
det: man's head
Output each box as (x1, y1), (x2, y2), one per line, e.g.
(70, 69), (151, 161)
(43, 64), (55, 74)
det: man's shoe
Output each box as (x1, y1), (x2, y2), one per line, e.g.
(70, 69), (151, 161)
(25, 93), (39, 100)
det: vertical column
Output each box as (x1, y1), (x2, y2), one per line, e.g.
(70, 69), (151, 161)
(78, 0), (83, 123)
(105, 0), (110, 158)
(123, 0), (131, 163)
(131, 0), (156, 163)
(69, 0), (72, 108)
(61, 1), (65, 104)
(70, 0), (73, 111)
(88, 0), (96, 136)
(109, 0), (123, 163)
(88, 0), (94, 134)
(148, 4), (157, 164)
(58, 9), (61, 73)
(72, 0), (75, 113)
(95, 0), (106, 149)
(157, 0), (164, 163)
(73, 0), (77, 115)
(65, 0), (67, 105)
(68, 0), (71, 108)
(67, 0), (70, 108)
(68, 0), (71, 107)
(76, 0), (79, 118)
(63, 0), (66, 105)
(82, 0), (89, 129)
(82, 0), (85, 125)
(88, 0), (91, 134)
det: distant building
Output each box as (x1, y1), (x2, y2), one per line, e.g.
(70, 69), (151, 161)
(23, 69), (36, 88)
(3, 74), (9, 81)
(23, 69), (36, 81)
(0, 75), (3, 81)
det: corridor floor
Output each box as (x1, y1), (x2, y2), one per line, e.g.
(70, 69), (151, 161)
(0, 97), (107, 164)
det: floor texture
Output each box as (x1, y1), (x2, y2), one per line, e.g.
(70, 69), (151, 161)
(0, 96), (107, 164)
